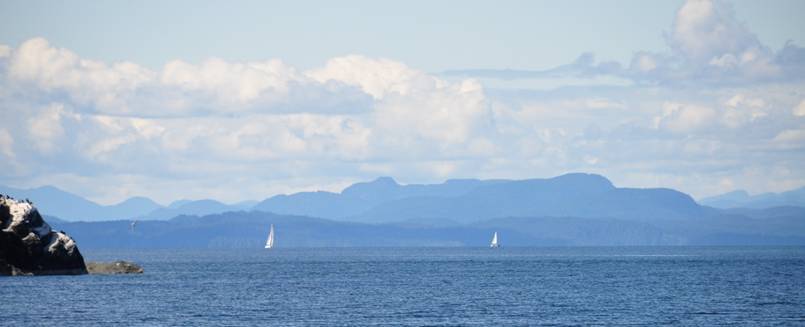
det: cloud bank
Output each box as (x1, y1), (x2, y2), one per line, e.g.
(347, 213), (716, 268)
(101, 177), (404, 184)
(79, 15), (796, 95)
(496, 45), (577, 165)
(1, 0), (804, 204)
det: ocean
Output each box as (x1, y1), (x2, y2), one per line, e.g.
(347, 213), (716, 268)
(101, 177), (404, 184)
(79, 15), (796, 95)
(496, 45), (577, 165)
(2, 247), (804, 326)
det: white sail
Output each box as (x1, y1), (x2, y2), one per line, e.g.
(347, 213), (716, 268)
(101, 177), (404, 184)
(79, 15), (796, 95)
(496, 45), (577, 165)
(265, 224), (275, 249)
(490, 231), (499, 248)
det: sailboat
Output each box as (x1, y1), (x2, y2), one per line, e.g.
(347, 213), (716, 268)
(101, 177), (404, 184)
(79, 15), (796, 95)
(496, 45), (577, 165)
(265, 224), (275, 249)
(490, 231), (500, 248)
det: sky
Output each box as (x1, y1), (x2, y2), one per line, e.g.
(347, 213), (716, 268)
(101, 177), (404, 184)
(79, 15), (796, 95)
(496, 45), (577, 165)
(0, 0), (804, 204)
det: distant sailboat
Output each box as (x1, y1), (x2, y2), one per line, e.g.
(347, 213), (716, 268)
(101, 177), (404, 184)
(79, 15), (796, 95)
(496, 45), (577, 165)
(130, 220), (137, 232)
(490, 231), (500, 248)
(265, 224), (275, 249)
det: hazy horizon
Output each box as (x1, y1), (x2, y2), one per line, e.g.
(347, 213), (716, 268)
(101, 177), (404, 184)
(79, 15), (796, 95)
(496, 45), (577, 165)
(2, 173), (805, 207)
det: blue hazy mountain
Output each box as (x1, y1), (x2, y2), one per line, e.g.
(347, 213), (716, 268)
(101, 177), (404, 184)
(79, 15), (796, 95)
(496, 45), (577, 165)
(10, 173), (804, 230)
(167, 199), (194, 209)
(49, 209), (805, 249)
(0, 185), (161, 221)
(0, 184), (257, 221)
(112, 196), (163, 217)
(700, 187), (805, 209)
(142, 199), (253, 220)
(26, 172), (804, 248)
(253, 176), (507, 218)
(356, 173), (707, 223)
(255, 173), (706, 224)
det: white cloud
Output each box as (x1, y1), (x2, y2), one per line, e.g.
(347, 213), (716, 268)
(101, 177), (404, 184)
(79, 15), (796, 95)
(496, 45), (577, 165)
(160, 58), (298, 108)
(27, 103), (73, 154)
(1, 39), (493, 167)
(307, 55), (436, 100)
(722, 94), (767, 128)
(654, 102), (717, 133)
(307, 55), (494, 152)
(373, 78), (489, 149)
(2, 38), (371, 117)
(794, 100), (805, 117)
(670, 0), (757, 63)
(8, 38), (153, 113)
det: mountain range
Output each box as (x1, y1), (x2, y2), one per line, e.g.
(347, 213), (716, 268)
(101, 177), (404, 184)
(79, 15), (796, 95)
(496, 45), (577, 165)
(3, 173), (805, 223)
(7, 172), (805, 247)
(700, 188), (805, 209)
(0, 185), (251, 221)
(0, 185), (161, 221)
(0, 173), (704, 222)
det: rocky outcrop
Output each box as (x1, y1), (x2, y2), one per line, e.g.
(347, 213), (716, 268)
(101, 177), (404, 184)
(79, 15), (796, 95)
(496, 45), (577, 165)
(0, 195), (87, 276)
(86, 261), (143, 274)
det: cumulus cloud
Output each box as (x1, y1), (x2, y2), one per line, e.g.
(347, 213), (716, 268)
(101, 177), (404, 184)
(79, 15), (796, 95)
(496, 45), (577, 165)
(670, 0), (760, 63)
(721, 94), (768, 128)
(641, 0), (805, 85)
(8, 38), (153, 113)
(445, 0), (805, 86)
(654, 102), (717, 133)
(1, 38), (372, 116)
(621, 0), (801, 84)
(0, 37), (501, 202)
(307, 55), (434, 100)
(657, 0), (783, 82)
(160, 58), (296, 106)
(27, 103), (73, 154)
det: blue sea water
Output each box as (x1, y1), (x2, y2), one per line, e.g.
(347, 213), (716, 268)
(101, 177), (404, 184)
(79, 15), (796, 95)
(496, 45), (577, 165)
(2, 247), (805, 326)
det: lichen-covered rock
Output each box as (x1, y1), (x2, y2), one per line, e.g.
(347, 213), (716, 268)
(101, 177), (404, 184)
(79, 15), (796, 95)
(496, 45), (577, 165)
(0, 195), (87, 276)
(86, 261), (143, 274)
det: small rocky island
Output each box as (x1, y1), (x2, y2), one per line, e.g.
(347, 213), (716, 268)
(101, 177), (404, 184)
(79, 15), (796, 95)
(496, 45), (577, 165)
(86, 260), (144, 274)
(1, 195), (88, 275)
(1, 195), (143, 276)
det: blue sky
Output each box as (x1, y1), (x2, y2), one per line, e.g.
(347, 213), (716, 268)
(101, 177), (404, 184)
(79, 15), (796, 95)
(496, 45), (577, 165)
(0, 0), (804, 204)
(3, 0), (804, 71)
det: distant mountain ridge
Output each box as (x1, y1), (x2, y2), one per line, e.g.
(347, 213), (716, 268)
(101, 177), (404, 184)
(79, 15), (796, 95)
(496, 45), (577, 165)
(143, 199), (254, 220)
(253, 176), (508, 218)
(255, 173), (707, 224)
(10, 173), (805, 247)
(7, 173), (804, 223)
(0, 185), (161, 221)
(0, 185), (253, 221)
(700, 187), (805, 209)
